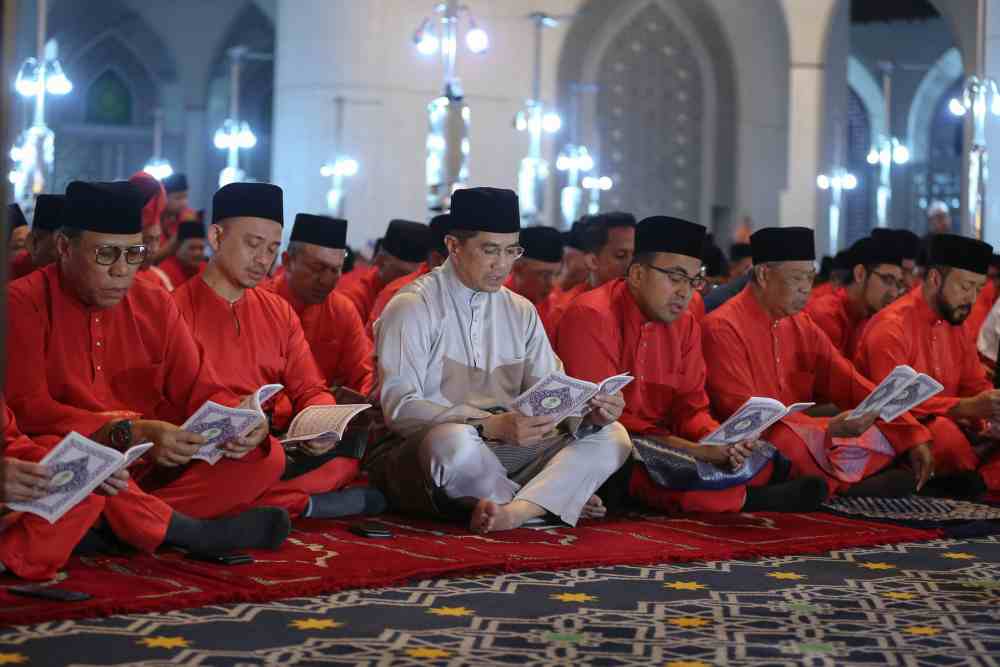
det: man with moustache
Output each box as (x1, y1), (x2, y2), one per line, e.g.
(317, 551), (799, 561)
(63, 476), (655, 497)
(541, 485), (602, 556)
(5, 181), (291, 566)
(372, 187), (631, 533)
(806, 236), (906, 359)
(557, 217), (826, 514)
(703, 227), (934, 499)
(856, 234), (997, 493)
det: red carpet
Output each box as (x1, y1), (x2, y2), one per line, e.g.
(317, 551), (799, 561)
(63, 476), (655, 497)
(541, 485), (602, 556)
(0, 511), (937, 626)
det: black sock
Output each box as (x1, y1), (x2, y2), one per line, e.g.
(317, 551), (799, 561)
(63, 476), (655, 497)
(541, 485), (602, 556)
(743, 476), (828, 512)
(305, 487), (387, 519)
(918, 471), (987, 500)
(164, 507), (291, 553)
(842, 468), (916, 498)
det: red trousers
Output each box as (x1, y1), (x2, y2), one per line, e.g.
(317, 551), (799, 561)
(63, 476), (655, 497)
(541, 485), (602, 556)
(766, 421), (894, 496)
(142, 436), (286, 519)
(628, 461), (774, 514)
(0, 478), (172, 581)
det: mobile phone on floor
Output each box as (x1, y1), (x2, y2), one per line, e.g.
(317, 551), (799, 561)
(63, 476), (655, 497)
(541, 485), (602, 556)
(186, 551), (255, 565)
(8, 584), (92, 602)
(350, 522), (393, 539)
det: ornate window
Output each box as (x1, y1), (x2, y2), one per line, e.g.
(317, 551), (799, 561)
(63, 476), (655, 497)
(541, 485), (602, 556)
(85, 70), (133, 126)
(845, 87), (874, 244)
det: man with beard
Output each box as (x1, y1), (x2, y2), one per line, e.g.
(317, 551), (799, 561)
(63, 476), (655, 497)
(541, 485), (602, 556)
(856, 234), (997, 493)
(806, 236), (906, 358)
(158, 217), (207, 289)
(703, 227), (934, 499)
(557, 217), (826, 514)
(372, 187), (631, 533)
(10, 195), (63, 281)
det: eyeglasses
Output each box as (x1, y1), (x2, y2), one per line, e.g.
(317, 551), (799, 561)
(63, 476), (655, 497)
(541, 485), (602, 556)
(94, 244), (147, 266)
(478, 245), (525, 261)
(870, 270), (906, 291)
(644, 264), (707, 291)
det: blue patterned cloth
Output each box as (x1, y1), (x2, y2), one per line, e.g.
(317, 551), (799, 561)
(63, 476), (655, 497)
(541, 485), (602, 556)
(631, 437), (780, 490)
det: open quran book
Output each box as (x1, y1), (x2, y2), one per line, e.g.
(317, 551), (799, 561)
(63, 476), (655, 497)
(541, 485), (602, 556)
(182, 384), (283, 465)
(509, 371), (634, 423)
(849, 365), (944, 422)
(700, 398), (814, 445)
(8, 433), (153, 523)
(281, 404), (372, 446)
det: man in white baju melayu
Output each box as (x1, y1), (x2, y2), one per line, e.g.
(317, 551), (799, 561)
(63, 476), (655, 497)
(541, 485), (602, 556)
(373, 187), (632, 533)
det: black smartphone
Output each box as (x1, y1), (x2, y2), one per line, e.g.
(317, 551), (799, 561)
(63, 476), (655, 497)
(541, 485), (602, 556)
(186, 551), (255, 565)
(350, 522), (393, 539)
(8, 584), (92, 602)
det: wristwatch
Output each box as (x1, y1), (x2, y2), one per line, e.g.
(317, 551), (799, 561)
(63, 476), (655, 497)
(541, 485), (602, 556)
(109, 419), (133, 450)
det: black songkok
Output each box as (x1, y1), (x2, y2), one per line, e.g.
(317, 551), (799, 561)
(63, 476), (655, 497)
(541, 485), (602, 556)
(33, 194), (65, 232)
(291, 214), (347, 249)
(383, 219), (431, 263)
(750, 227), (815, 263)
(175, 221), (206, 244)
(635, 215), (707, 261)
(926, 233), (993, 275)
(212, 182), (283, 226)
(450, 187), (520, 233)
(730, 243), (752, 262)
(848, 236), (903, 268)
(519, 226), (564, 263)
(63, 181), (144, 235)
(162, 173), (188, 194)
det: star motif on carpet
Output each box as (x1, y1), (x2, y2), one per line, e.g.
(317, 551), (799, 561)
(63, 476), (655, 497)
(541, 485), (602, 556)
(858, 562), (896, 570)
(767, 571), (805, 580)
(406, 647), (451, 658)
(0, 654), (27, 665)
(428, 606), (474, 617)
(137, 636), (189, 649)
(663, 581), (705, 591)
(550, 593), (597, 603)
(665, 661), (710, 667)
(883, 592), (917, 600)
(290, 618), (342, 630)
(905, 626), (941, 636)
(943, 552), (976, 559)
(668, 617), (710, 628)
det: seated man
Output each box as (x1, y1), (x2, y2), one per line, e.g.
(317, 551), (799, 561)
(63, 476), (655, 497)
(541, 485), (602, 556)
(152, 172), (193, 263)
(264, 213), (374, 396)
(7, 204), (27, 255)
(703, 227), (934, 498)
(857, 234), (996, 492)
(128, 171), (174, 291)
(337, 219), (431, 322)
(505, 226), (564, 338)
(158, 218), (207, 289)
(543, 212), (637, 336)
(556, 218), (591, 293)
(965, 253), (1000, 345)
(557, 216), (825, 514)
(728, 243), (752, 280)
(10, 195), (63, 281)
(806, 236), (906, 359)
(373, 187), (632, 533)
(174, 183), (375, 519)
(6, 181), (290, 562)
(366, 213), (451, 338)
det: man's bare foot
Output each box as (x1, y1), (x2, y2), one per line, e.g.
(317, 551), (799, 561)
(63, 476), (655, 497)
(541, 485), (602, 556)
(580, 495), (606, 519)
(469, 499), (543, 534)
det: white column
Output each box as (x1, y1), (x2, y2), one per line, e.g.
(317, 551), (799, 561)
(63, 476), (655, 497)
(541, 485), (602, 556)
(778, 0), (845, 258)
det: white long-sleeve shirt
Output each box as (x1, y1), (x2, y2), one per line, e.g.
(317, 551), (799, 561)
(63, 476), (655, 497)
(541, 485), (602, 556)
(374, 259), (562, 441)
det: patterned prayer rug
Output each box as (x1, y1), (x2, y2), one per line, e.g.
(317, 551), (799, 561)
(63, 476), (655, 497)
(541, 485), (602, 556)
(824, 495), (1000, 537)
(4, 535), (999, 666)
(0, 511), (935, 626)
